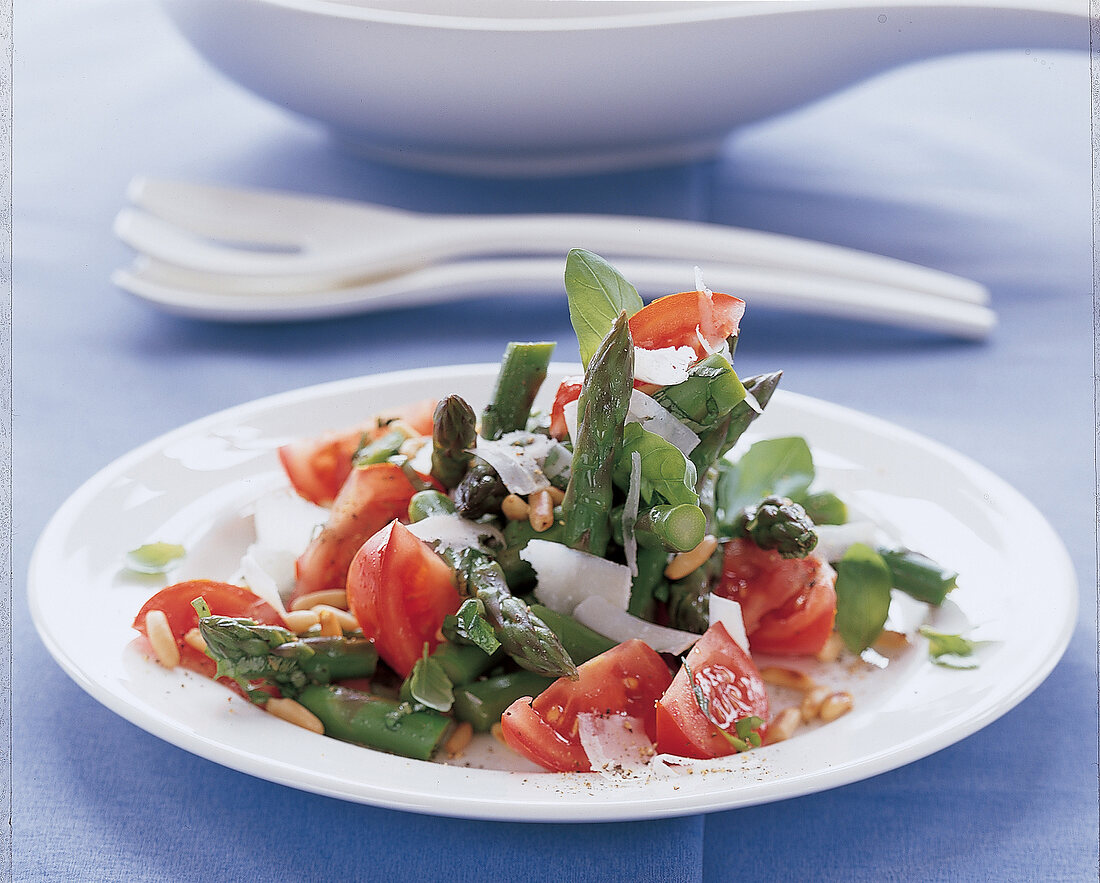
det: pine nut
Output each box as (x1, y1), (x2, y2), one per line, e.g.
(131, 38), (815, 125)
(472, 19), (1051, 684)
(444, 721), (474, 758)
(501, 493), (530, 521)
(528, 489), (555, 532)
(764, 707), (802, 745)
(547, 486), (566, 505)
(818, 691), (854, 723)
(282, 609), (321, 634)
(664, 535), (718, 580)
(290, 589), (348, 611)
(266, 697), (324, 734)
(385, 419), (417, 440)
(874, 629), (909, 652)
(145, 610), (180, 669)
(760, 666), (816, 692)
(313, 604), (359, 633)
(800, 685), (831, 721)
(815, 631), (844, 663)
(490, 723), (507, 745)
(317, 607), (343, 637)
(183, 627), (207, 654)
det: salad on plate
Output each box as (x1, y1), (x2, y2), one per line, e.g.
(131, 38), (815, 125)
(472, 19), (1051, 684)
(129, 250), (960, 775)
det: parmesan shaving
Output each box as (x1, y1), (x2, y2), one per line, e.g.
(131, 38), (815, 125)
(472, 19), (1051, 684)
(577, 713), (654, 776)
(707, 594), (750, 654)
(627, 389), (699, 456)
(622, 451), (642, 577)
(633, 344), (696, 386)
(572, 596), (699, 656)
(468, 431), (555, 496)
(813, 521), (880, 563)
(522, 541), (632, 614)
(406, 513), (503, 554)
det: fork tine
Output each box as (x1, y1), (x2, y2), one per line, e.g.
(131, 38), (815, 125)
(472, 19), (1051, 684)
(126, 176), (308, 247)
(114, 207), (311, 276)
(127, 176), (412, 244)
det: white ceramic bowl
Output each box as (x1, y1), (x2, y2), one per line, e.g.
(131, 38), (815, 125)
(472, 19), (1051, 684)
(160, 0), (1087, 176)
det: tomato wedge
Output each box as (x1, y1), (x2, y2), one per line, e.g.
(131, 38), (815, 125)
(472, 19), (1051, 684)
(548, 376), (583, 440)
(133, 580), (285, 679)
(278, 398), (437, 506)
(346, 520), (461, 677)
(655, 622), (769, 759)
(500, 639), (673, 772)
(292, 462), (420, 602)
(628, 289), (745, 358)
(714, 537), (837, 656)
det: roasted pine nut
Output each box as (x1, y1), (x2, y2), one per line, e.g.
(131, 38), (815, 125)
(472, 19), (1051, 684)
(874, 629), (909, 652)
(444, 721), (474, 757)
(546, 486), (566, 505)
(798, 685), (830, 721)
(145, 610), (180, 669)
(317, 607), (342, 637)
(764, 707), (802, 745)
(182, 627), (207, 654)
(501, 494), (530, 521)
(282, 609), (321, 634)
(266, 697), (324, 734)
(818, 691), (854, 723)
(528, 489), (555, 532)
(760, 666), (816, 692)
(313, 604), (359, 633)
(815, 631), (844, 663)
(290, 589), (348, 611)
(663, 535), (718, 580)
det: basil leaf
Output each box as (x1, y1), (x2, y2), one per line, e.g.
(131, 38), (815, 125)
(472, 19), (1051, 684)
(125, 542), (186, 574)
(834, 543), (893, 652)
(614, 422), (698, 506)
(442, 598), (502, 656)
(564, 248), (644, 366)
(716, 437), (815, 529)
(408, 646), (455, 713)
(919, 626), (988, 669)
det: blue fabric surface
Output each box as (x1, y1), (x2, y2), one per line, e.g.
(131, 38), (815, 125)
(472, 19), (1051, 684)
(11, 2), (1097, 880)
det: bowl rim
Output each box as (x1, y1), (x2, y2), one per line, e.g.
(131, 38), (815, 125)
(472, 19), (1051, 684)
(196, 0), (839, 32)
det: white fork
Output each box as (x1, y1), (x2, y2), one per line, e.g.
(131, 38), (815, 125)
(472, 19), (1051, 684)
(114, 176), (991, 306)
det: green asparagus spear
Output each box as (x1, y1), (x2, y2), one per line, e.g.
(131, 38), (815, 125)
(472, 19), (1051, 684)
(453, 459), (509, 518)
(626, 545), (669, 620)
(296, 684), (452, 761)
(353, 427), (408, 466)
(440, 546), (577, 680)
(651, 353), (746, 434)
(452, 670), (555, 732)
(634, 504), (707, 552)
(480, 342), (556, 441)
(561, 312), (633, 556)
(430, 395), (477, 489)
(732, 495), (818, 559)
(718, 371), (783, 456)
(193, 600), (377, 701)
(526, 604), (617, 664)
(408, 489), (457, 522)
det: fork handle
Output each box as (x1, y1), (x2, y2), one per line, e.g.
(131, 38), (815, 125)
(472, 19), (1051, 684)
(412, 213), (989, 306)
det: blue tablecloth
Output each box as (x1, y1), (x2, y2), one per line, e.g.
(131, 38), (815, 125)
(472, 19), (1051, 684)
(11, 2), (1097, 880)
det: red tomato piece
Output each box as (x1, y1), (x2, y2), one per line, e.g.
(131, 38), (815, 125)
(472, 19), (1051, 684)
(628, 290), (745, 359)
(292, 462), (420, 602)
(548, 376), (583, 440)
(715, 537), (837, 656)
(654, 622), (769, 759)
(132, 580), (285, 679)
(345, 520), (461, 677)
(277, 398), (437, 506)
(500, 639), (673, 772)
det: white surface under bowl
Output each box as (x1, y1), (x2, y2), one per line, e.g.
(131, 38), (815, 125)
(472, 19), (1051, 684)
(160, 0), (1088, 176)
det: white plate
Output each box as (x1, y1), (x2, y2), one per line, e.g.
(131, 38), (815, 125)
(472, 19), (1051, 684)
(29, 365), (1077, 821)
